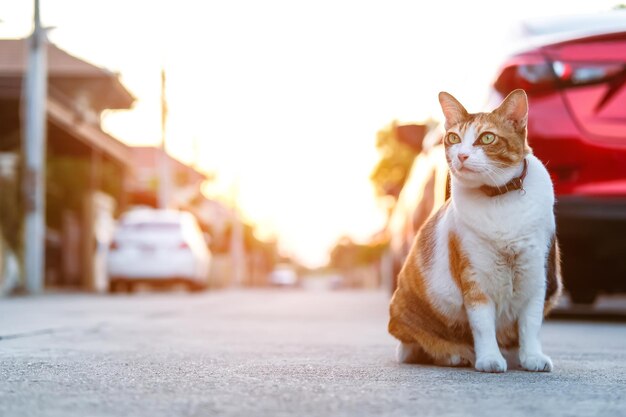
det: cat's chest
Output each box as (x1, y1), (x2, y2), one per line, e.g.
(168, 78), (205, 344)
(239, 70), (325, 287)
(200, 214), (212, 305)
(476, 239), (535, 316)
(454, 191), (550, 241)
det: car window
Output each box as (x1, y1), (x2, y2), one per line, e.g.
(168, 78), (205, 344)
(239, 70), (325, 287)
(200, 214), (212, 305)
(520, 13), (626, 40)
(115, 221), (184, 243)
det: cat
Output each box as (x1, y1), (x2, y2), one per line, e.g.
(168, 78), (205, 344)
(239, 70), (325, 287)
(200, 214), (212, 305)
(388, 89), (562, 373)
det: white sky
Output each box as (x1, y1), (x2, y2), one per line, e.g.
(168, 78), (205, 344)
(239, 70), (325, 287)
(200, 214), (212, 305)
(0, 0), (620, 266)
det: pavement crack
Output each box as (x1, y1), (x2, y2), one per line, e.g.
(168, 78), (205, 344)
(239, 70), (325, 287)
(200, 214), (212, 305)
(0, 327), (66, 341)
(0, 322), (107, 341)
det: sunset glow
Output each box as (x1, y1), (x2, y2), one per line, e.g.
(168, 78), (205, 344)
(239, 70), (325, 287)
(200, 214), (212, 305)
(0, 0), (618, 266)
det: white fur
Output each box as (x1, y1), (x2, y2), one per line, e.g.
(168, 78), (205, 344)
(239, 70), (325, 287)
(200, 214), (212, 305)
(396, 342), (415, 364)
(427, 216), (465, 321)
(423, 150), (555, 373)
(468, 303), (507, 373)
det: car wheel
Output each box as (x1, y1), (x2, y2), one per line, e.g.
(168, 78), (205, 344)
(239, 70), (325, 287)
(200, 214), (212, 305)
(109, 280), (121, 294)
(568, 288), (598, 305)
(186, 281), (206, 293)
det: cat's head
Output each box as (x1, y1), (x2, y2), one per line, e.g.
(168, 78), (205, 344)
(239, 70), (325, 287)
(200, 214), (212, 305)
(438, 89), (531, 188)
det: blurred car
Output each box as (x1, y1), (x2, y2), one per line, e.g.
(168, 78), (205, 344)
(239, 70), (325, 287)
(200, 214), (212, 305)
(389, 12), (626, 304)
(387, 127), (448, 291)
(107, 208), (211, 293)
(268, 263), (300, 287)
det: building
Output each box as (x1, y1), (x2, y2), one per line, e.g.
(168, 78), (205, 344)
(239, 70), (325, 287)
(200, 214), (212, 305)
(127, 146), (209, 209)
(0, 38), (134, 294)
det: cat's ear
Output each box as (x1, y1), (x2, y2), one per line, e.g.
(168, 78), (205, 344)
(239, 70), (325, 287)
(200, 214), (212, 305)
(494, 89), (528, 131)
(438, 92), (469, 130)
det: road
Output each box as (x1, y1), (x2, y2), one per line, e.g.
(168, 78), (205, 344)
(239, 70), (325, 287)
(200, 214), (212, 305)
(1, 289), (625, 417)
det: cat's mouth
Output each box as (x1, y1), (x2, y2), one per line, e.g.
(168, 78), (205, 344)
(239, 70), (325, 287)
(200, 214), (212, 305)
(456, 165), (480, 174)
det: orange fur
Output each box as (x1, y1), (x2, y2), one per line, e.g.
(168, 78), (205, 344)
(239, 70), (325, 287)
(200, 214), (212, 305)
(448, 232), (489, 307)
(389, 207), (474, 364)
(544, 235), (563, 314)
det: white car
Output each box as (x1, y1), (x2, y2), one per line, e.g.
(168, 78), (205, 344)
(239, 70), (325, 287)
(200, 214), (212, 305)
(268, 263), (300, 287)
(107, 208), (211, 293)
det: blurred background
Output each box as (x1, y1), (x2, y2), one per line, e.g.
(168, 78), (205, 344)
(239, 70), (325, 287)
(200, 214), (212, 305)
(1, 0), (625, 308)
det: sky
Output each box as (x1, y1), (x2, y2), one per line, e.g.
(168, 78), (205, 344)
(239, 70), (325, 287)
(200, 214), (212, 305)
(0, 0), (620, 266)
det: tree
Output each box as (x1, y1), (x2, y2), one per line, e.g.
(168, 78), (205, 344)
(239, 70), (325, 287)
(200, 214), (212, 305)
(329, 236), (388, 269)
(370, 121), (422, 200)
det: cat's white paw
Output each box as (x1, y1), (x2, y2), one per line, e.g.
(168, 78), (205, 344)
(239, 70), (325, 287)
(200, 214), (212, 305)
(396, 342), (414, 363)
(520, 352), (553, 372)
(475, 353), (507, 373)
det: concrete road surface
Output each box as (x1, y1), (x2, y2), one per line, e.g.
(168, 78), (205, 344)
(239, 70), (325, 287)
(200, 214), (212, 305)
(1, 289), (625, 417)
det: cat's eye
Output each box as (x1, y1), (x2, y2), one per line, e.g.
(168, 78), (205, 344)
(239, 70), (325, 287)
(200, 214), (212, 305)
(446, 133), (461, 145)
(480, 132), (496, 145)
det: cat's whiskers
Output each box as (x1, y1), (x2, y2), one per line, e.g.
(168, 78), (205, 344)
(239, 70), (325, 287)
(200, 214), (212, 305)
(482, 168), (502, 188)
(460, 162), (512, 188)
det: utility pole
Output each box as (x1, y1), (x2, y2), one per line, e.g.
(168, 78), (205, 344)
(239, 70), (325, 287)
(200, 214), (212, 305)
(191, 136), (199, 170)
(21, 0), (48, 294)
(158, 67), (171, 209)
(229, 179), (245, 286)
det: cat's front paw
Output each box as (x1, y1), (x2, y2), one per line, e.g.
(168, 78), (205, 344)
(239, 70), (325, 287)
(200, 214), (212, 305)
(520, 352), (553, 372)
(475, 353), (507, 373)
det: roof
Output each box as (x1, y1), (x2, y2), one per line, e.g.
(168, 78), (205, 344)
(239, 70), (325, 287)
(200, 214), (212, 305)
(0, 38), (134, 109)
(47, 95), (132, 166)
(131, 146), (209, 183)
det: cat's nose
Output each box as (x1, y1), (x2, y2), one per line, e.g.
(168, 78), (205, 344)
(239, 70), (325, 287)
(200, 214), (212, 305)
(457, 153), (469, 163)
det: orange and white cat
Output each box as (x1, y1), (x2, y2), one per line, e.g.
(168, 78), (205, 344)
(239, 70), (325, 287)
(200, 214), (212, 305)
(388, 89), (562, 373)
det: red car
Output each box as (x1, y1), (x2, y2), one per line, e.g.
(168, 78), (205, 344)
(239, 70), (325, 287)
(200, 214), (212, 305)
(389, 12), (626, 304)
(489, 12), (626, 304)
